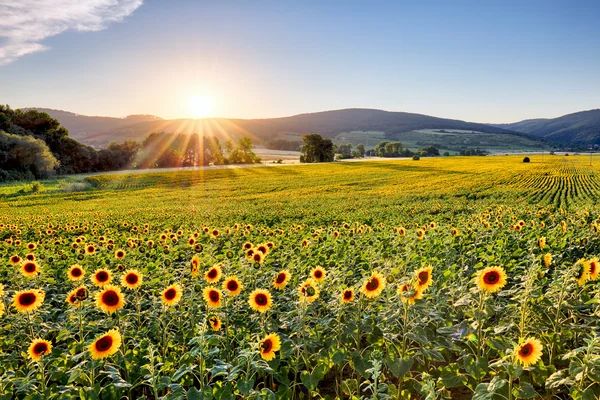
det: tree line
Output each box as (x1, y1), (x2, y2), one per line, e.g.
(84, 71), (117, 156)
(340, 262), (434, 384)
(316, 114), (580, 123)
(0, 106), (260, 182)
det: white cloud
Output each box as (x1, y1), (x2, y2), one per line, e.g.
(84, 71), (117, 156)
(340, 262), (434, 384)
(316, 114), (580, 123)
(0, 0), (143, 65)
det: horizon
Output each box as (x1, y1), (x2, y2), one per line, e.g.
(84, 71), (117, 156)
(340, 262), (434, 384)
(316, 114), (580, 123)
(1, 1), (600, 123)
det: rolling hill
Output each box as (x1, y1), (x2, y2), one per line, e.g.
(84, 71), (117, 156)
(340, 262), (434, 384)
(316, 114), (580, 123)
(494, 109), (600, 144)
(32, 108), (528, 149)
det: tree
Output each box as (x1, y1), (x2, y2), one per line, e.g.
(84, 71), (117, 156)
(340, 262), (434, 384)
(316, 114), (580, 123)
(337, 143), (353, 159)
(300, 134), (335, 163)
(356, 144), (365, 157)
(0, 131), (59, 181)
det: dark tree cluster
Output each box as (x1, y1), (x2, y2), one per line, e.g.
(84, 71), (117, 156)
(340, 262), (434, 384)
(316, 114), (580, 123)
(264, 139), (301, 151)
(300, 134), (336, 163)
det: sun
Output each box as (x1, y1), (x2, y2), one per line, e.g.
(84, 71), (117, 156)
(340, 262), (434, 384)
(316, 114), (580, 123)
(187, 95), (213, 118)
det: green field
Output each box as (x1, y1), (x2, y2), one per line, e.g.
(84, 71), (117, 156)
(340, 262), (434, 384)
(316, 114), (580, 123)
(2, 156), (600, 399)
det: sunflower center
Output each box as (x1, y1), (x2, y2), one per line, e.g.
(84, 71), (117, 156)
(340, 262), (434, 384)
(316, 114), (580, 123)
(24, 262), (36, 273)
(483, 271), (499, 284)
(314, 271), (323, 279)
(344, 290), (352, 299)
(102, 290), (120, 306)
(19, 292), (37, 306)
(33, 342), (49, 356)
(76, 288), (88, 299)
(71, 268), (82, 277)
(276, 273), (286, 284)
(255, 293), (268, 305)
(95, 336), (113, 352)
(591, 263), (597, 274)
(11, 256), (19, 263)
(227, 281), (238, 291)
(209, 290), (220, 302)
(97, 271), (109, 282)
(126, 274), (138, 284)
(261, 339), (273, 353)
(418, 271), (429, 284)
(208, 269), (217, 279)
(117, 251), (124, 257)
(165, 288), (176, 300)
(519, 343), (533, 357)
(366, 278), (380, 291)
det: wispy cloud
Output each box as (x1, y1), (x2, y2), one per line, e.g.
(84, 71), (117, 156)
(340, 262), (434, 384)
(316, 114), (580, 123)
(0, 0), (142, 65)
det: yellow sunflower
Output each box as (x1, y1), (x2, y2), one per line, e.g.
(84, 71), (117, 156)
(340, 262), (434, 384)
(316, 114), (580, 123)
(13, 289), (45, 313)
(68, 265), (85, 281)
(476, 266), (507, 293)
(298, 279), (320, 303)
(273, 271), (291, 290)
(114, 249), (126, 259)
(341, 288), (354, 303)
(242, 242), (253, 251)
(208, 315), (221, 331)
(161, 284), (183, 306)
(414, 266), (433, 292)
(28, 339), (52, 361)
(223, 276), (243, 296)
(543, 253), (552, 268)
(310, 266), (326, 283)
(255, 244), (269, 255)
(398, 284), (423, 304)
(89, 329), (122, 360)
(259, 333), (281, 361)
(121, 269), (143, 290)
(205, 265), (222, 283)
(588, 257), (599, 281)
(191, 254), (201, 277)
(538, 237), (546, 250)
(92, 269), (112, 287)
(21, 261), (40, 278)
(576, 259), (591, 286)
(248, 289), (272, 312)
(360, 271), (386, 298)
(67, 286), (88, 306)
(203, 286), (222, 308)
(514, 337), (543, 367)
(9, 255), (21, 265)
(95, 285), (125, 314)
(251, 252), (264, 264)
(416, 229), (425, 240)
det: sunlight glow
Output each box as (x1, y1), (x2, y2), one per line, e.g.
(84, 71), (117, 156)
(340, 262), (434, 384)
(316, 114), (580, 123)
(187, 95), (214, 118)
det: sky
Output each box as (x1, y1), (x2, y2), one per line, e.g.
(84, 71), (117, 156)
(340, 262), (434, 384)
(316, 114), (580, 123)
(1, 0), (599, 123)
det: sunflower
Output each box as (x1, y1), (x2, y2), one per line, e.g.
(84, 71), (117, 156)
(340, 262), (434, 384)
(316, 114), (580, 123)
(451, 228), (460, 237)
(361, 271), (386, 298)
(223, 276), (242, 296)
(538, 237), (546, 250)
(95, 285), (125, 314)
(298, 279), (320, 303)
(28, 339), (52, 361)
(92, 269), (112, 287)
(398, 284), (423, 304)
(114, 249), (126, 259)
(242, 242), (253, 251)
(205, 265), (222, 283)
(576, 259), (591, 286)
(203, 286), (222, 308)
(477, 266), (508, 293)
(414, 266), (433, 292)
(191, 254), (201, 277)
(89, 329), (122, 360)
(543, 253), (552, 268)
(341, 288), (354, 303)
(68, 265), (85, 281)
(208, 315), (221, 331)
(248, 289), (272, 312)
(273, 271), (291, 289)
(310, 266), (326, 283)
(588, 257), (599, 281)
(256, 244), (269, 255)
(9, 255), (21, 265)
(416, 229), (425, 240)
(514, 338), (543, 367)
(121, 269), (143, 290)
(85, 244), (96, 254)
(259, 333), (281, 361)
(252, 252), (264, 264)
(21, 261), (40, 278)
(67, 286), (88, 306)
(161, 284), (183, 306)
(13, 289), (45, 313)
(26, 242), (36, 251)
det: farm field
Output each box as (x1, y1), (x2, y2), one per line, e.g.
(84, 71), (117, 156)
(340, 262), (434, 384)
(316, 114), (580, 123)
(2, 155), (600, 399)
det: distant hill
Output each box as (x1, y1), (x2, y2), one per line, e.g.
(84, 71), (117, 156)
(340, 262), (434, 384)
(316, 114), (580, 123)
(494, 109), (600, 144)
(28, 108), (162, 145)
(33, 108), (522, 148)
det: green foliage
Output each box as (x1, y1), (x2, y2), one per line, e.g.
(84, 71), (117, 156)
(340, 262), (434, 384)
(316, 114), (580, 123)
(300, 134), (335, 163)
(0, 130), (59, 181)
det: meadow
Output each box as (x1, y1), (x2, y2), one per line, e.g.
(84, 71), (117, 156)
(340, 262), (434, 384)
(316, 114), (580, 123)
(1, 155), (600, 399)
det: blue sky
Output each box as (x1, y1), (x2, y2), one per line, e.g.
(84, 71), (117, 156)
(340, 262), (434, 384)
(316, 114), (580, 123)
(1, 0), (599, 122)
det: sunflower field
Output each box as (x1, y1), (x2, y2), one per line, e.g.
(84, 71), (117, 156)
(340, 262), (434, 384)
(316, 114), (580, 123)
(2, 156), (600, 399)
